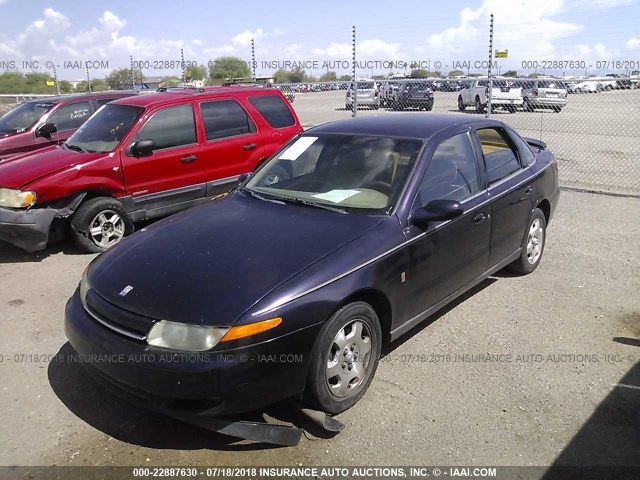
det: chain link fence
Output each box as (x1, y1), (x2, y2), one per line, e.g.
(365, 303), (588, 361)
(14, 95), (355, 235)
(276, 77), (639, 196)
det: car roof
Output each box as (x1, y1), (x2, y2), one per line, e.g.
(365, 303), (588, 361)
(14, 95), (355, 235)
(24, 91), (135, 105)
(308, 114), (501, 139)
(109, 86), (285, 109)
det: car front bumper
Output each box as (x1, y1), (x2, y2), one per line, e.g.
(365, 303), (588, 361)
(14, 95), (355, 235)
(0, 206), (58, 252)
(64, 289), (320, 416)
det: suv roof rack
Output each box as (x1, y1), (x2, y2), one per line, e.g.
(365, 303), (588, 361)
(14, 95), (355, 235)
(156, 86), (207, 94)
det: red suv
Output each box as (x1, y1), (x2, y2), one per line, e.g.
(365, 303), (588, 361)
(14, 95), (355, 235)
(0, 87), (302, 253)
(0, 92), (136, 161)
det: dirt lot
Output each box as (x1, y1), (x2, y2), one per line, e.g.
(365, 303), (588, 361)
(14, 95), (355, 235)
(0, 189), (638, 474)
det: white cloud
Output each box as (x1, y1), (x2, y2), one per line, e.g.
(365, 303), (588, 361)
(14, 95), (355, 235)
(626, 37), (640, 49)
(313, 42), (351, 58)
(191, 38), (203, 46)
(232, 28), (265, 46)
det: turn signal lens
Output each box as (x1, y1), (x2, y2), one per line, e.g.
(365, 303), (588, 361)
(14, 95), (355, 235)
(221, 317), (283, 342)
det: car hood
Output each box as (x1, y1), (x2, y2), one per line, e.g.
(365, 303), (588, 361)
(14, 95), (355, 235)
(0, 146), (106, 189)
(89, 192), (385, 326)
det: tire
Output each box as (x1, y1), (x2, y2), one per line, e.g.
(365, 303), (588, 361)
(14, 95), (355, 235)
(575, 88), (582, 94)
(263, 165), (290, 185)
(508, 208), (547, 275)
(506, 105), (517, 113)
(475, 96), (483, 113)
(70, 197), (132, 253)
(457, 96), (465, 111)
(305, 301), (382, 414)
(345, 104), (352, 110)
(553, 106), (562, 113)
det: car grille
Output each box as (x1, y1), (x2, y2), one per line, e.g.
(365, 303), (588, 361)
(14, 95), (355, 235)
(85, 289), (156, 341)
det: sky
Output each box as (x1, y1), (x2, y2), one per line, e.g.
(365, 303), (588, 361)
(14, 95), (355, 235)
(0, 0), (639, 80)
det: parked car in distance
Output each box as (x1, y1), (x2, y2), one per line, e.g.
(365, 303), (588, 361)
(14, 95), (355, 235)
(458, 79), (524, 113)
(520, 79), (567, 112)
(65, 114), (559, 420)
(437, 79), (464, 92)
(391, 81), (435, 110)
(0, 91), (136, 161)
(0, 86), (302, 253)
(345, 79), (380, 110)
(570, 80), (601, 93)
(379, 80), (403, 107)
(275, 85), (296, 103)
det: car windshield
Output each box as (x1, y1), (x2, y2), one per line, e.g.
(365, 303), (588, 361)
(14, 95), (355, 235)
(244, 134), (424, 214)
(0, 101), (54, 134)
(355, 82), (375, 90)
(65, 104), (144, 153)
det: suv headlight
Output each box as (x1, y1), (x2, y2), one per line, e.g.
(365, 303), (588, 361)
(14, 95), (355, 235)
(0, 188), (37, 208)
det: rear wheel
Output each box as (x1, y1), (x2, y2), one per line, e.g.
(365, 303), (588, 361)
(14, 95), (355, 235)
(475, 96), (483, 113)
(458, 96), (465, 111)
(263, 165), (290, 185)
(508, 208), (547, 275)
(305, 302), (382, 414)
(70, 197), (131, 253)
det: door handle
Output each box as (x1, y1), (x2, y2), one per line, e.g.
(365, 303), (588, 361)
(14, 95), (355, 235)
(473, 213), (487, 224)
(524, 186), (533, 194)
(242, 143), (257, 150)
(180, 155), (198, 163)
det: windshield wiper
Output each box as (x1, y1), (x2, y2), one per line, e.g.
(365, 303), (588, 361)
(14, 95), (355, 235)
(282, 197), (348, 214)
(241, 188), (286, 205)
(63, 142), (88, 153)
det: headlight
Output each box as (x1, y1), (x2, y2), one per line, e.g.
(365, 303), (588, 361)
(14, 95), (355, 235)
(0, 188), (37, 208)
(147, 320), (229, 352)
(79, 267), (91, 307)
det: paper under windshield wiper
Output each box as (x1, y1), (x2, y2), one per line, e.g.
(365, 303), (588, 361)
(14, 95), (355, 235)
(283, 197), (348, 214)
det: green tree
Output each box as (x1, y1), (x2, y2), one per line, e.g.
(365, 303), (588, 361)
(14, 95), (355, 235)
(75, 79), (109, 92)
(319, 71), (337, 82)
(185, 64), (207, 82)
(527, 72), (544, 78)
(24, 72), (56, 94)
(288, 67), (308, 83)
(273, 69), (291, 83)
(106, 68), (135, 90)
(0, 71), (27, 94)
(209, 56), (251, 81)
(59, 80), (72, 94)
(448, 69), (464, 77)
(502, 70), (518, 77)
(339, 74), (352, 81)
(160, 76), (181, 87)
(410, 69), (440, 78)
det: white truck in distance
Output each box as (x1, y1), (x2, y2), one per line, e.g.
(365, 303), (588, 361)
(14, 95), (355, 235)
(458, 78), (524, 113)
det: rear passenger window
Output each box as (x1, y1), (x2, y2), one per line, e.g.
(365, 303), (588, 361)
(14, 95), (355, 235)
(136, 105), (196, 151)
(476, 128), (521, 184)
(48, 101), (92, 132)
(419, 133), (480, 206)
(508, 129), (536, 166)
(96, 98), (117, 107)
(248, 95), (295, 128)
(200, 100), (255, 140)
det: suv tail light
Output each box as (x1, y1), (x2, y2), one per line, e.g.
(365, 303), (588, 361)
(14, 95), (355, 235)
(375, 90), (379, 97)
(346, 90), (351, 97)
(533, 88), (539, 96)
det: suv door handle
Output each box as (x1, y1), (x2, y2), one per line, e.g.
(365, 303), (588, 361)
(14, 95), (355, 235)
(473, 213), (487, 224)
(524, 186), (533, 194)
(180, 155), (198, 163)
(242, 143), (257, 150)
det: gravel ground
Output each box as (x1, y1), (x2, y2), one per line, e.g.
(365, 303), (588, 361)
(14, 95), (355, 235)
(0, 189), (638, 473)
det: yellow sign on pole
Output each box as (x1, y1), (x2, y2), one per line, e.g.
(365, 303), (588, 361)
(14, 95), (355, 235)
(495, 49), (509, 58)
(46, 80), (55, 86)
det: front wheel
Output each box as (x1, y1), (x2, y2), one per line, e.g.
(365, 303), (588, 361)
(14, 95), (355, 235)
(458, 96), (465, 111)
(70, 197), (131, 253)
(508, 208), (547, 274)
(475, 96), (484, 113)
(305, 302), (382, 414)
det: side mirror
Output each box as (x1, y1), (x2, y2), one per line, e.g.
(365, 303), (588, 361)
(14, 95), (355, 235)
(411, 199), (463, 228)
(36, 123), (57, 138)
(238, 172), (252, 184)
(131, 139), (155, 158)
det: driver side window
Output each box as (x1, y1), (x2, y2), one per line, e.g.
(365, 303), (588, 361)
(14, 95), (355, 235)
(419, 133), (480, 207)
